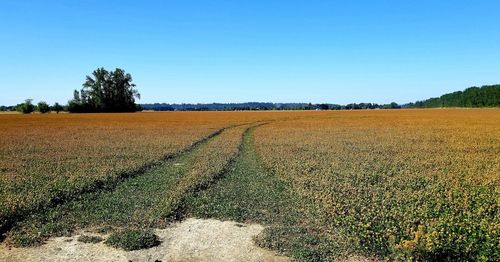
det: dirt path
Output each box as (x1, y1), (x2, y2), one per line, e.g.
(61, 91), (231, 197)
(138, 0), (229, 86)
(0, 218), (289, 262)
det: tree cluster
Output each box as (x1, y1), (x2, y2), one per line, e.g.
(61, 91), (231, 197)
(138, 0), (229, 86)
(11, 99), (64, 114)
(406, 85), (500, 108)
(68, 68), (140, 113)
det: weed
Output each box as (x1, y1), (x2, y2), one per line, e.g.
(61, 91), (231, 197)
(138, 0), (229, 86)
(77, 235), (103, 243)
(105, 229), (160, 251)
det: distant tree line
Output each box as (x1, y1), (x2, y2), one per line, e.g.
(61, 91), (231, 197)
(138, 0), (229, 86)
(0, 99), (65, 114)
(140, 101), (402, 111)
(405, 84), (500, 108)
(3, 83), (498, 114)
(141, 102), (302, 111)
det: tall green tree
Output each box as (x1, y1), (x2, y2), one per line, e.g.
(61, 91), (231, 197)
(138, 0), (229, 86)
(51, 102), (64, 113)
(16, 99), (35, 114)
(37, 101), (50, 113)
(68, 68), (140, 113)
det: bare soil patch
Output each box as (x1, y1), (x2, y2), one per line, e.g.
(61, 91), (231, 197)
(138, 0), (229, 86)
(0, 218), (289, 262)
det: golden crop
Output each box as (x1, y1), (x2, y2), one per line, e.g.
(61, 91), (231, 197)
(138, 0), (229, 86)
(1, 109), (498, 260)
(254, 109), (500, 259)
(0, 112), (279, 230)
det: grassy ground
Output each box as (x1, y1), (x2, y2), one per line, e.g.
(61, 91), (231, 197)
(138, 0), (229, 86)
(4, 125), (249, 247)
(185, 127), (340, 261)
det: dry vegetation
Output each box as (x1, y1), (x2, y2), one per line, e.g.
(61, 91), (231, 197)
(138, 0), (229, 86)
(2, 121), (253, 247)
(254, 109), (500, 260)
(0, 112), (279, 233)
(0, 113), (220, 230)
(1, 109), (498, 260)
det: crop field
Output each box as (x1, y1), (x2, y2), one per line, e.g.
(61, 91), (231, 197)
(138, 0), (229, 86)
(0, 112), (282, 234)
(0, 109), (499, 261)
(254, 109), (500, 260)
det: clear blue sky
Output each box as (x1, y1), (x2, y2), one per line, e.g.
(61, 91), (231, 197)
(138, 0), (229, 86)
(1, 0), (500, 105)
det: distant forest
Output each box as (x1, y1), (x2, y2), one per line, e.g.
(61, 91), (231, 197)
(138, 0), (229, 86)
(141, 85), (499, 111)
(140, 102), (401, 111)
(2, 84), (499, 112)
(406, 84), (500, 108)
(142, 102), (305, 111)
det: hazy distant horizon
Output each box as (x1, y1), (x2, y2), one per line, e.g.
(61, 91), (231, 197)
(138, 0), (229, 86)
(1, 1), (499, 105)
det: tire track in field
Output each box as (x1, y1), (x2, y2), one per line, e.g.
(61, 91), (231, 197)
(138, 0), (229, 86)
(183, 122), (343, 261)
(0, 123), (250, 241)
(2, 122), (262, 246)
(166, 122), (269, 221)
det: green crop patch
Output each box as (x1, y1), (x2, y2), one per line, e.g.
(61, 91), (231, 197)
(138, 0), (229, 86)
(185, 127), (340, 261)
(105, 229), (160, 251)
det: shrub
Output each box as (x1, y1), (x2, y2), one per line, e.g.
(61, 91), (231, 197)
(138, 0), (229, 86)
(105, 229), (160, 251)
